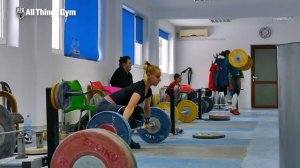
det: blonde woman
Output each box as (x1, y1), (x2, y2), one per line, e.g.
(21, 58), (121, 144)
(95, 62), (161, 149)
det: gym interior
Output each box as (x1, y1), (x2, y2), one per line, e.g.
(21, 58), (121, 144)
(1, 0), (300, 167)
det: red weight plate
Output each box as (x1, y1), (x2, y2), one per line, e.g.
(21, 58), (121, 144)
(99, 124), (117, 134)
(51, 129), (137, 168)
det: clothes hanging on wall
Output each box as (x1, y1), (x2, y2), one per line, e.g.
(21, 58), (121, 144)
(209, 55), (229, 94)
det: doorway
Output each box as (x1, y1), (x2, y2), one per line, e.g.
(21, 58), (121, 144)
(251, 45), (278, 108)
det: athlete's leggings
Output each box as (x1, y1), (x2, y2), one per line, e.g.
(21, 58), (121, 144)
(231, 76), (241, 96)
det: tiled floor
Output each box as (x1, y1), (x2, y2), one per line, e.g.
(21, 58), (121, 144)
(133, 109), (279, 168)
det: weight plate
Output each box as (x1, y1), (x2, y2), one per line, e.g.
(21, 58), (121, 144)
(209, 114), (231, 121)
(51, 129), (137, 168)
(0, 105), (16, 159)
(156, 102), (179, 119)
(187, 92), (197, 100)
(202, 96), (213, 113)
(240, 56), (253, 71)
(177, 100), (198, 123)
(229, 49), (249, 68)
(99, 124), (117, 134)
(54, 82), (61, 109)
(191, 98), (208, 114)
(151, 94), (161, 106)
(86, 111), (131, 145)
(137, 107), (171, 143)
(192, 132), (225, 139)
(57, 81), (72, 110)
(50, 83), (59, 109)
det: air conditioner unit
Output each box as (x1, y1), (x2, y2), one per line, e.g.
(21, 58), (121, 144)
(179, 29), (209, 38)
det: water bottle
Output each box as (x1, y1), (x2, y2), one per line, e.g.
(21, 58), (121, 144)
(24, 115), (32, 137)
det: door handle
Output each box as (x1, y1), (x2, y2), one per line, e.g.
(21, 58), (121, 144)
(252, 76), (258, 82)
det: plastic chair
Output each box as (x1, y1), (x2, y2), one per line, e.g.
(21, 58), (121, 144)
(90, 81), (104, 92)
(90, 81), (121, 96)
(63, 80), (101, 130)
(88, 81), (106, 106)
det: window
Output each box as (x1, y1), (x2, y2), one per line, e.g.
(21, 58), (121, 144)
(134, 15), (143, 65)
(52, 0), (105, 61)
(122, 7), (143, 65)
(0, 0), (6, 44)
(52, 0), (63, 51)
(159, 29), (169, 73)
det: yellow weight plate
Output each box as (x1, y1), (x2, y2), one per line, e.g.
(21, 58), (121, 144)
(54, 83), (61, 109)
(156, 102), (179, 120)
(176, 100), (198, 123)
(240, 56), (253, 71)
(50, 83), (59, 109)
(229, 49), (248, 68)
(151, 94), (161, 106)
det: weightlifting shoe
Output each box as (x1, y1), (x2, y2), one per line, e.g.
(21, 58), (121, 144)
(230, 109), (240, 115)
(130, 139), (141, 149)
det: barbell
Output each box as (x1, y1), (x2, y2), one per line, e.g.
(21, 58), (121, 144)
(157, 96), (214, 123)
(51, 129), (137, 168)
(86, 107), (171, 144)
(228, 48), (253, 71)
(50, 81), (104, 110)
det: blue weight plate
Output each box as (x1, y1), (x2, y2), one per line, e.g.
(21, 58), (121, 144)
(137, 107), (171, 143)
(86, 111), (131, 144)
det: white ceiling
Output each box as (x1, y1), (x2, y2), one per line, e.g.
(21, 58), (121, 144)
(137, 0), (300, 26)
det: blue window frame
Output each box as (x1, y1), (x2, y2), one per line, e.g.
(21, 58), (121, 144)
(122, 7), (143, 65)
(122, 8), (135, 63)
(159, 29), (169, 40)
(64, 0), (99, 61)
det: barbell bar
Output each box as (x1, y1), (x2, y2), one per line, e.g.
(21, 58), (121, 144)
(86, 107), (171, 144)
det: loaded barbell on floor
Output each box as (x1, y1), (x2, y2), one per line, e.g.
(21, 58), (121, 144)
(50, 81), (104, 110)
(51, 129), (137, 168)
(86, 107), (171, 144)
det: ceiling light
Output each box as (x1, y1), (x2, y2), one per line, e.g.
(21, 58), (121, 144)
(273, 17), (293, 21)
(210, 18), (231, 23)
(194, 0), (212, 2)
